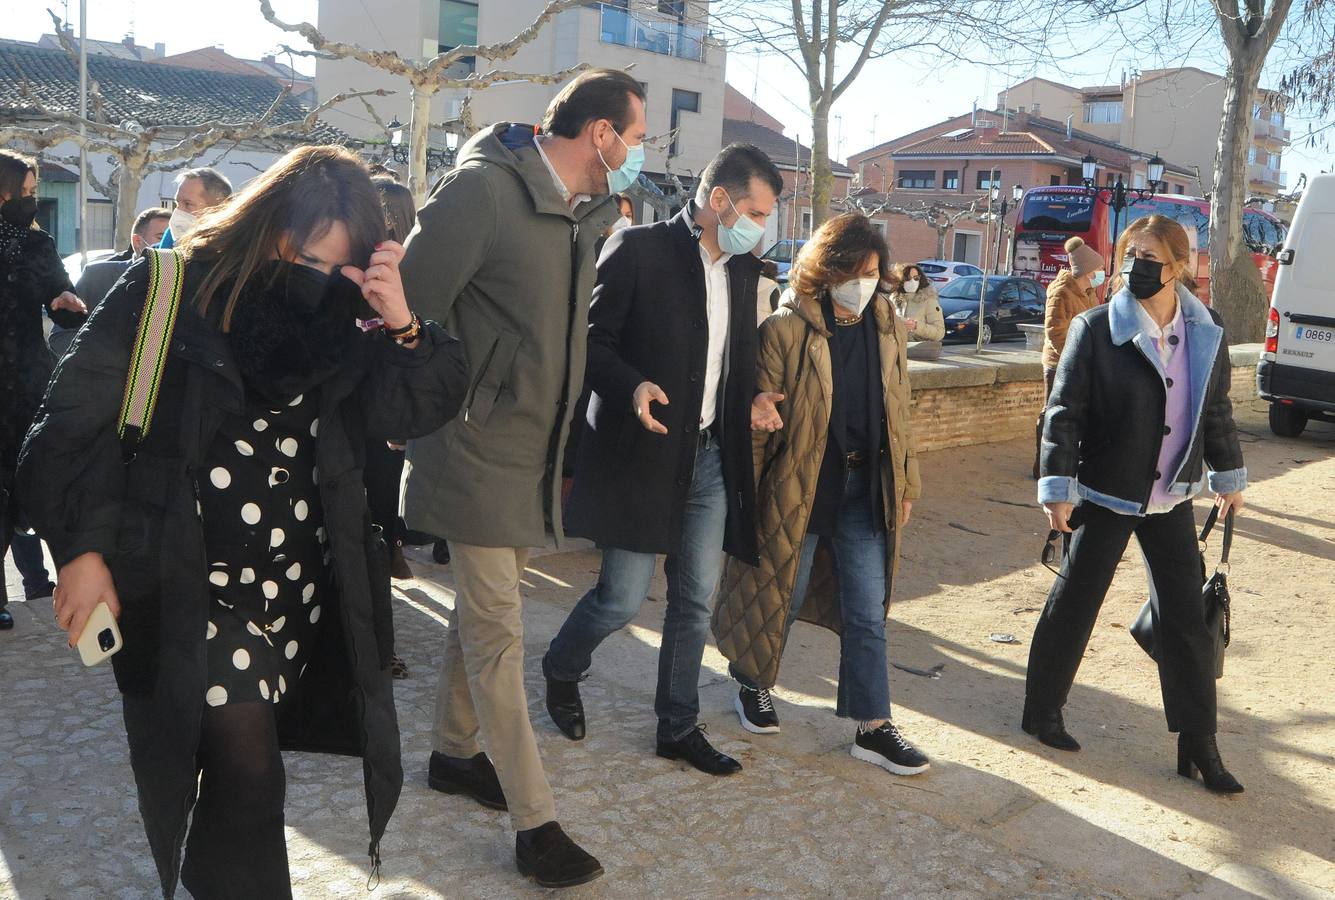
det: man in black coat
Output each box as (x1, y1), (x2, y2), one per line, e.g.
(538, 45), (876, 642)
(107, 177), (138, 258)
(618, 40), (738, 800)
(544, 144), (785, 775)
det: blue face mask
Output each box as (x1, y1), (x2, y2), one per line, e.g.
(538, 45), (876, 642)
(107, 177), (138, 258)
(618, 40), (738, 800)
(717, 190), (765, 255)
(599, 130), (644, 194)
(1091, 269), (1107, 288)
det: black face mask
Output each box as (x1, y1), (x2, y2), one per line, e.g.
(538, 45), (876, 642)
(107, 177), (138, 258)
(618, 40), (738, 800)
(0, 195), (38, 229)
(285, 263), (332, 313)
(1124, 256), (1166, 300)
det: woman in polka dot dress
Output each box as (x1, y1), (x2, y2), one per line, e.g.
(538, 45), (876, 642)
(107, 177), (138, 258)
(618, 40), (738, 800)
(201, 392), (329, 710)
(22, 146), (469, 899)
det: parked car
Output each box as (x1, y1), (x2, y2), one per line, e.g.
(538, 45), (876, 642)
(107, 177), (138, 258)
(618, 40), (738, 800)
(939, 275), (1046, 345)
(918, 259), (984, 286)
(761, 239), (806, 284)
(1258, 172), (1335, 438)
(62, 248), (118, 285)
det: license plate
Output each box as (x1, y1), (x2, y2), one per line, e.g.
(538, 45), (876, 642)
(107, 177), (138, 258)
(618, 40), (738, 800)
(1294, 325), (1334, 343)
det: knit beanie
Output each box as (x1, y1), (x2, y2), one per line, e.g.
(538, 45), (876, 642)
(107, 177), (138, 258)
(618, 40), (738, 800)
(1064, 237), (1104, 277)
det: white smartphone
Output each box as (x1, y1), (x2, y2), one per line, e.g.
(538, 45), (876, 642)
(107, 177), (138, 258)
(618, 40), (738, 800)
(76, 602), (123, 667)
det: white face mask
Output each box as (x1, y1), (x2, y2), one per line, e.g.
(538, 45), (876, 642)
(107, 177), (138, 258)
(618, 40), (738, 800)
(611, 215), (632, 232)
(168, 207), (198, 241)
(902, 279), (920, 294)
(831, 277), (879, 317)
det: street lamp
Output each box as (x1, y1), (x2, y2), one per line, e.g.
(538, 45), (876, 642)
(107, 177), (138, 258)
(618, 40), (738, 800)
(384, 117), (461, 171)
(1080, 151), (1166, 251)
(991, 183), (1025, 276)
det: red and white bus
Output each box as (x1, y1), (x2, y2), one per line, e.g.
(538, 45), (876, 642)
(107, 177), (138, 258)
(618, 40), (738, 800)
(1011, 186), (1287, 304)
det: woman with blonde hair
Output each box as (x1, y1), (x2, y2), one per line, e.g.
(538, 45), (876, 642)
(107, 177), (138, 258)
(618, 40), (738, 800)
(1028, 214), (1246, 793)
(20, 145), (469, 896)
(712, 213), (928, 776)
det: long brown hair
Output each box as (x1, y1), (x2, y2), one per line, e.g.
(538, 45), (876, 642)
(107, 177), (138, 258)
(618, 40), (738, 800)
(373, 176), (416, 243)
(0, 150), (39, 230)
(789, 213), (890, 303)
(1111, 214), (1198, 295)
(184, 145), (386, 329)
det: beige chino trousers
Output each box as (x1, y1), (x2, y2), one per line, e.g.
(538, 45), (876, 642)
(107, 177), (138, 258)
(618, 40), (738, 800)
(432, 543), (556, 831)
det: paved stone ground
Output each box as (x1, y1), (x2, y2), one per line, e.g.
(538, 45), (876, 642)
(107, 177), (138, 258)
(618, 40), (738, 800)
(2, 403), (1331, 899)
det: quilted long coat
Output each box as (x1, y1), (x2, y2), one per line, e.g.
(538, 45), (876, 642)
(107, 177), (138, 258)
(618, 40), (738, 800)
(711, 290), (922, 689)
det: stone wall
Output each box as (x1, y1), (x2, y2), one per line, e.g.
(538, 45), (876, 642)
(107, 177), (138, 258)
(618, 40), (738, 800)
(906, 343), (1264, 454)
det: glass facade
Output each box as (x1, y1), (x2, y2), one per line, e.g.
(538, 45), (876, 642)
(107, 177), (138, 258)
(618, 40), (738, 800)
(599, 2), (705, 61)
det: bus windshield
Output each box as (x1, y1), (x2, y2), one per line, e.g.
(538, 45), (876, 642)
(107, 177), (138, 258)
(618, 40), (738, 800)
(1020, 192), (1096, 233)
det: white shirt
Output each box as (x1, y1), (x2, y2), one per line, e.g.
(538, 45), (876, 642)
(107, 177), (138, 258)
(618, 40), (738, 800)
(1134, 299), (1184, 369)
(533, 136), (591, 209)
(698, 242), (732, 429)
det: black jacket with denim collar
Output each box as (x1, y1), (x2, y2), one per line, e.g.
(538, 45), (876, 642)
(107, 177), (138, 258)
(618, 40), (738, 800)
(1038, 283), (1246, 516)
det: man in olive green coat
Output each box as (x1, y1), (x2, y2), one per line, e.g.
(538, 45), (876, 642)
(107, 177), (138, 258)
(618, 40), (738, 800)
(398, 68), (646, 888)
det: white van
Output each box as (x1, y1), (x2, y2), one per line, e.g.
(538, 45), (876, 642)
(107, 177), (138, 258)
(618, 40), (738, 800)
(1258, 173), (1335, 437)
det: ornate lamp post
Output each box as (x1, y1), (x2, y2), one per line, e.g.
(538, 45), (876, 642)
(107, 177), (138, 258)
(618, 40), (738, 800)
(991, 182), (1025, 276)
(1081, 151), (1166, 256)
(386, 118), (461, 171)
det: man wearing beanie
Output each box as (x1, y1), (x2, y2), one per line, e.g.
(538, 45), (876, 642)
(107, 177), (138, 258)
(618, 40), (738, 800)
(1034, 236), (1105, 478)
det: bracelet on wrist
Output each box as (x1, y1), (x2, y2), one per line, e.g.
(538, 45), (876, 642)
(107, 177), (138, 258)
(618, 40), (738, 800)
(385, 314), (421, 346)
(384, 315), (416, 337)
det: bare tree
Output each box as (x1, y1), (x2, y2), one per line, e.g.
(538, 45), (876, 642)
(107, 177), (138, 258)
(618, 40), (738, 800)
(711, 0), (1098, 230)
(0, 87), (385, 247)
(1207, 0), (1296, 341)
(834, 192), (986, 258)
(260, 0), (588, 204)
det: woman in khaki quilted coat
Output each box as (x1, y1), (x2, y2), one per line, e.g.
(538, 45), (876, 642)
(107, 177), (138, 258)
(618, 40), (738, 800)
(711, 213), (929, 776)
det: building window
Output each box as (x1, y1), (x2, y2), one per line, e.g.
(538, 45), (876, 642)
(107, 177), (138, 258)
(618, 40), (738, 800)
(669, 88), (699, 157)
(1252, 102), (1263, 119)
(1271, 109), (1283, 125)
(898, 169), (935, 189)
(439, 0), (478, 73)
(1270, 151), (1281, 168)
(1082, 101), (1122, 124)
(1105, 172), (1115, 187)
(1174, 183), (1185, 194)
(1133, 171), (1146, 189)
(800, 210), (812, 238)
(600, 1), (705, 61)
(942, 169), (959, 190)
(1050, 174), (1062, 186)
(976, 169), (1001, 191)
(1248, 146), (1258, 164)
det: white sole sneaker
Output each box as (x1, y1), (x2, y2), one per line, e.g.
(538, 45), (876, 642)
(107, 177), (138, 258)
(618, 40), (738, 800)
(734, 694), (780, 734)
(850, 743), (930, 776)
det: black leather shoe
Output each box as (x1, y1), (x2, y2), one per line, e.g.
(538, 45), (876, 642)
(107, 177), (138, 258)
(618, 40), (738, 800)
(427, 751), (507, 810)
(543, 656), (586, 741)
(516, 821), (603, 888)
(1022, 701), (1081, 751)
(0, 608), (12, 631)
(656, 725), (742, 776)
(1178, 733), (1244, 794)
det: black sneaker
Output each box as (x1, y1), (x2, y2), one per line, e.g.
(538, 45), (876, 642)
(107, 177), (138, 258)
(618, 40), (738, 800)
(851, 722), (930, 775)
(734, 685), (780, 734)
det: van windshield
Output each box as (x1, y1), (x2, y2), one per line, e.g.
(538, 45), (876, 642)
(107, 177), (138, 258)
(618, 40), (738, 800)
(1020, 192), (1096, 233)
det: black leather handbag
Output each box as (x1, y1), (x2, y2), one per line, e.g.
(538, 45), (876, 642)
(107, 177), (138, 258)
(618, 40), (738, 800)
(1130, 506), (1233, 679)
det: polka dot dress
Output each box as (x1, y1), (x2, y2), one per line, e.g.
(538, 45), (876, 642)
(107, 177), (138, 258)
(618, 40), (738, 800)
(199, 391), (331, 708)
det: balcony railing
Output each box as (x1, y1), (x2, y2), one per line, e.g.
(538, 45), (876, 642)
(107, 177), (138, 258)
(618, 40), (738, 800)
(1253, 119), (1292, 144)
(597, 3), (706, 62)
(1247, 163), (1284, 185)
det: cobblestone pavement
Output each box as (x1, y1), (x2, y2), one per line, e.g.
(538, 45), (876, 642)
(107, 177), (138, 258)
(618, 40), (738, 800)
(3, 404), (1331, 899)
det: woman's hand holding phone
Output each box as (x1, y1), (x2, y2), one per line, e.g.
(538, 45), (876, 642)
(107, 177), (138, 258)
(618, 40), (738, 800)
(54, 552), (120, 649)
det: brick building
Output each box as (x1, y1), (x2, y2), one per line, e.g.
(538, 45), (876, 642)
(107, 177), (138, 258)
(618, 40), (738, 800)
(846, 109), (1196, 267)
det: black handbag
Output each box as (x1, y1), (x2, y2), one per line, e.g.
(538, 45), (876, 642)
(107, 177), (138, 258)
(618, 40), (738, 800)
(1130, 506), (1233, 678)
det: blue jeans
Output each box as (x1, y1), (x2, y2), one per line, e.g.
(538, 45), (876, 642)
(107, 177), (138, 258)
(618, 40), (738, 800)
(734, 466), (891, 721)
(546, 438), (727, 742)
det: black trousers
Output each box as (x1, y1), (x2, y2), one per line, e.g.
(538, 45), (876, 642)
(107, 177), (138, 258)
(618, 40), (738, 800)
(363, 440), (405, 545)
(1026, 501), (1217, 734)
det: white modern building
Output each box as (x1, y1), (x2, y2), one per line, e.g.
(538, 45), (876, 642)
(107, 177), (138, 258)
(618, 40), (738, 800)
(315, 1), (727, 208)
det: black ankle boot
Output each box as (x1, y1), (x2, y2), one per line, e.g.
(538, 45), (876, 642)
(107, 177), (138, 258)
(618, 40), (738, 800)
(1178, 732), (1243, 794)
(1022, 700), (1080, 751)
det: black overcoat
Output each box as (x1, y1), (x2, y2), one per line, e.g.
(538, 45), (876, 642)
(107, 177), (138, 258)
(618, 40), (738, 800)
(17, 258), (469, 897)
(565, 203), (762, 564)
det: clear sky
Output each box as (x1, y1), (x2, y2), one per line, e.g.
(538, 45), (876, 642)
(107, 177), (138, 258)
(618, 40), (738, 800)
(5, 1), (1330, 190)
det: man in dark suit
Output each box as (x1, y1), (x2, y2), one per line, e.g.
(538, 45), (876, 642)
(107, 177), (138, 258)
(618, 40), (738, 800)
(52, 207), (170, 356)
(544, 143), (784, 775)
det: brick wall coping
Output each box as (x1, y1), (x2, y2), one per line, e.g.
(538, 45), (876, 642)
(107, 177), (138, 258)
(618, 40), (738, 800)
(908, 342), (1263, 392)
